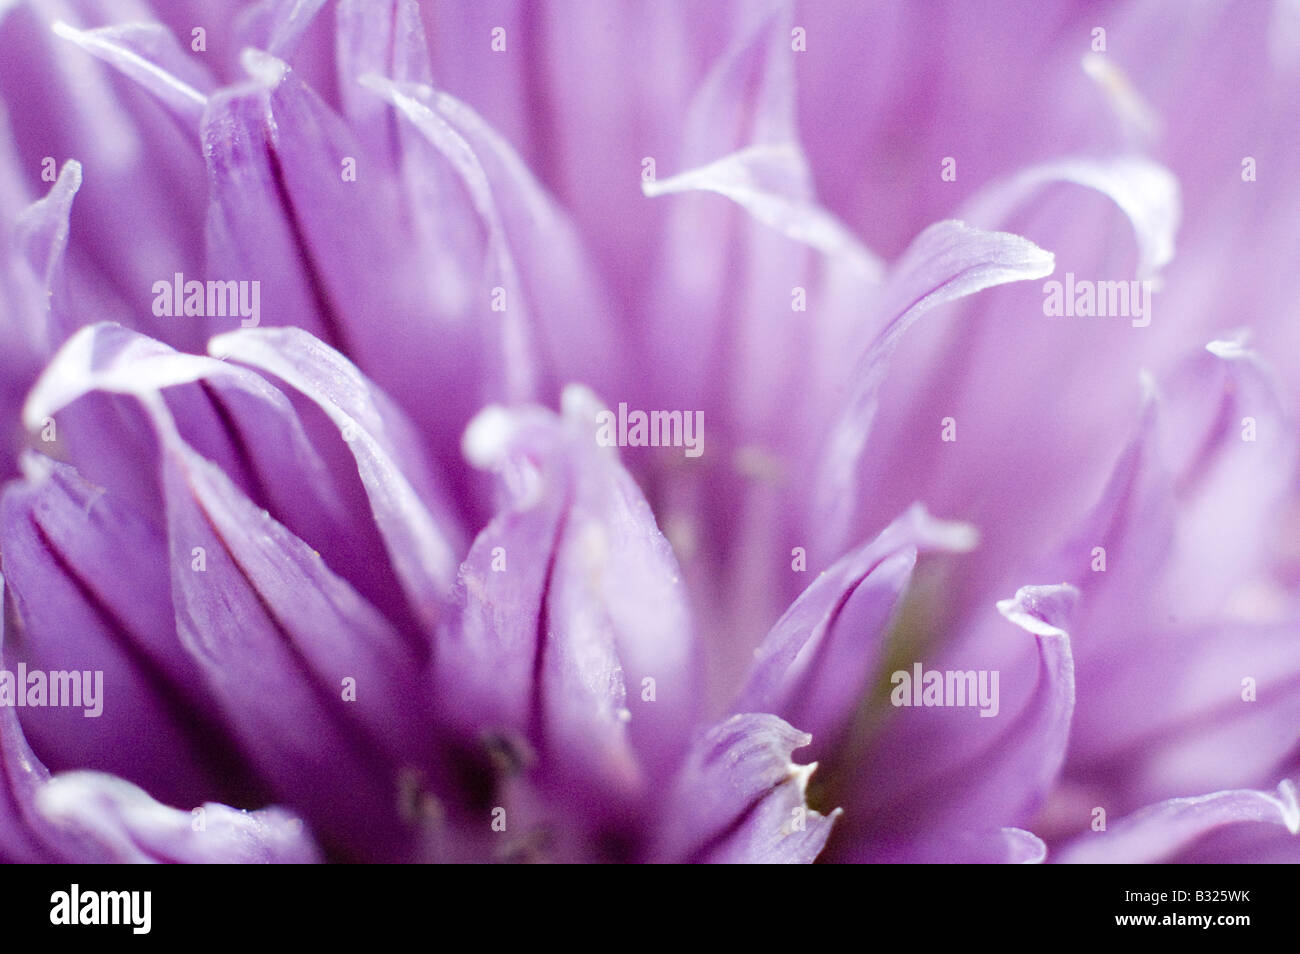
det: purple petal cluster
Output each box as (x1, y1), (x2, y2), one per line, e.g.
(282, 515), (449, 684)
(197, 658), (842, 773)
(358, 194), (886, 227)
(0, 0), (1296, 863)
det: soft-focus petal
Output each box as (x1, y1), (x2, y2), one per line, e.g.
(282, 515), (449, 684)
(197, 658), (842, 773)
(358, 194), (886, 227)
(959, 156), (1180, 280)
(1054, 779), (1300, 864)
(50, 20), (214, 126)
(35, 770), (321, 864)
(812, 220), (1055, 557)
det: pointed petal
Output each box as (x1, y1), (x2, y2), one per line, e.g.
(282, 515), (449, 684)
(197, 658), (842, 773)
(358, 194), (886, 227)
(159, 434), (422, 859)
(425, 88), (625, 398)
(734, 504), (977, 754)
(25, 322), (418, 633)
(50, 20), (213, 126)
(1043, 342), (1300, 807)
(210, 326), (463, 628)
(335, 0), (432, 146)
(0, 573), (141, 863)
(645, 143), (882, 278)
(452, 388), (699, 792)
(13, 157), (80, 312)
(638, 0), (879, 434)
(0, 6), (211, 356)
(960, 156), (1180, 279)
(812, 221), (1055, 556)
(0, 707), (62, 862)
(259, 0), (331, 60)
(674, 0), (796, 164)
(651, 713), (838, 864)
(544, 387), (699, 779)
(0, 156), (80, 446)
(200, 51), (364, 351)
(0, 572), (80, 862)
(837, 584), (1077, 861)
(446, 404), (568, 734)
(203, 50), (534, 458)
(1045, 338), (1296, 626)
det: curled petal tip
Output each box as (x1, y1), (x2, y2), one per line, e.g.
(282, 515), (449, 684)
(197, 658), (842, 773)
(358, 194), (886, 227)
(996, 583), (1079, 638)
(1006, 828), (1049, 864)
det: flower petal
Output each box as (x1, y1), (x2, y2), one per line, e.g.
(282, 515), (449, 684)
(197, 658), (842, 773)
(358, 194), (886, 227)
(1054, 779), (1300, 864)
(256, 0), (331, 60)
(452, 387), (699, 793)
(834, 583), (1077, 862)
(2, 3), (211, 353)
(650, 713), (839, 864)
(1040, 342), (1300, 809)
(424, 87), (625, 400)
(201, 51), (369, 351)
(335, 0), (432, 152)
(24, 324), (431, 860)
(360, 73), (538, 403)
(159, 432), (425, 859)
(645, 143), (882, 278)
(0, 157), (81, 466)
(0, 572), (95, 862)
(12, 156), (80, 345)
(960, 156), (1180, 279)
(50, 20), (213, 127)
(1, 571), (306, 864)
(35, 771), (321, 864)
(734, 504), (977, 756)
(210, 326), (463, 629)
(812, 220), (1055, 557)
(24, 322), (413, 626)
(1, 453), (262, 808)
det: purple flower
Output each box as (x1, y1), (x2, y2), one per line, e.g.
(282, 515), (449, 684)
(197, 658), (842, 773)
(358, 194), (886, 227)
(0, 0), (1297, 864)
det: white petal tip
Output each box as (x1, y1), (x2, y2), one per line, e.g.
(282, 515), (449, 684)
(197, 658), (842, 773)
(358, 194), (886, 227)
(240, 47), (289, 86)
(462, 405), (515, 468)
(1206, 334), (1252, 360)
(996, 583), (1079, 638)
(906, 504), (980, 553)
